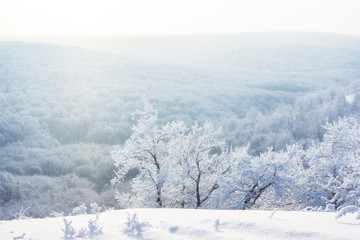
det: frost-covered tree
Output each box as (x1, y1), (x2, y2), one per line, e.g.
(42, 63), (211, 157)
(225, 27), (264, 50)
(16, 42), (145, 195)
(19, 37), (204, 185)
(112, 101), (169, 207)
(215, 143), (305, 209)
(0, 172), (14, 203)
(112, 102), (360, 210)
(165, 122), (228, 208)
(111, 101), (194, 208)
(304, 117), (360, 209)
(112, 102), (230, 208)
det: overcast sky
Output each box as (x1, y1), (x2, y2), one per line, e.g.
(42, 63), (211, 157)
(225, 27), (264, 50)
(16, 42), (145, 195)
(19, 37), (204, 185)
(1, 0), (360, 36)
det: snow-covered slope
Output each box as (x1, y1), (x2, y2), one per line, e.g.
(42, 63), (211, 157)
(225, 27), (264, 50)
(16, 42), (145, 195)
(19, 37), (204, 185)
(1, 209), (360, 240)
(2, 33), (360, 219)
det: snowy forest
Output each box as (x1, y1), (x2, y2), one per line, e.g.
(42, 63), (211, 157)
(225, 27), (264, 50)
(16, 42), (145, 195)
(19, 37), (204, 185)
(1, 33), (360, 219)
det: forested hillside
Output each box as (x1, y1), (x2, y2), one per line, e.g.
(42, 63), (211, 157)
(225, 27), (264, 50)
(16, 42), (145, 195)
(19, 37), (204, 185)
(1, 33), (360, 219)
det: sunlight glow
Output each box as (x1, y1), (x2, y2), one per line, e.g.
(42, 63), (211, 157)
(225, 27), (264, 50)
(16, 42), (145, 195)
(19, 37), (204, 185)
(0, 0), (359, 36)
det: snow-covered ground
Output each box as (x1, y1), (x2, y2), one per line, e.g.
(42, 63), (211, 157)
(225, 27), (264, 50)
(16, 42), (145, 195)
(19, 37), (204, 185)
(1, 208), (360, 240)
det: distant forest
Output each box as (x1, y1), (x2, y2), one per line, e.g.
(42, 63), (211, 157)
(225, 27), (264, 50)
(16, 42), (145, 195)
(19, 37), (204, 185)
(1, 33), (360, 219)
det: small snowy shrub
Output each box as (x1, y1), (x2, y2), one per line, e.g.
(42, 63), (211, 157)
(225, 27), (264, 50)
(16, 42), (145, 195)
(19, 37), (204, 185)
(325, 204), (336, 212)
(302, 206), (322, 212)
(105, 207), (114, 212)
(335, 205), (360, 219)
(50, 210), (64, 217)
(12, 232), (32, 240)
(88, 216), (103, 237)
(124, 212), (148, 237)
(75, 228), (88, 238)
(12, 233), (26, 240)
(61, 216), (103, 239)
(301, 206), (312, 211)
(214, 219), (221, 231)
(10, 207), (30, 220)
(269, 209), (277, 218)
(62, 219), (76, 239)
(72, 203), (87, 215)
(90, 202), (101, 215)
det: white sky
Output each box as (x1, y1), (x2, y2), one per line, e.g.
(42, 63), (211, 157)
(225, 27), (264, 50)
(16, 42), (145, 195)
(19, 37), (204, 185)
(0, 0), (360, 36)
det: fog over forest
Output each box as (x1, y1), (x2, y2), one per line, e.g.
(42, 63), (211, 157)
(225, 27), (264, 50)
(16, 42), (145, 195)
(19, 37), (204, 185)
(1, 33), (360, 218)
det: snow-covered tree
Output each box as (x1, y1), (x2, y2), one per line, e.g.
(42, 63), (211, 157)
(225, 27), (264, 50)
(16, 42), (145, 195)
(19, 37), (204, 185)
(304, 117), (360, 209)
(215, 143), (305, 209)
(111, 101), (173, 208)
(165, 122), (227, 208)
(112, 102), (360, 211)
(112, 102), (230, 208)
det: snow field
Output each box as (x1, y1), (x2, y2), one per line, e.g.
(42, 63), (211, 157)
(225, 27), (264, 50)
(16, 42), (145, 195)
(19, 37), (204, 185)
(1, 209), (360, 240)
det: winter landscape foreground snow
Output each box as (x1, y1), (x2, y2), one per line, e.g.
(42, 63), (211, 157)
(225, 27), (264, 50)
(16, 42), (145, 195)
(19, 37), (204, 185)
(1, 208), (360, 240)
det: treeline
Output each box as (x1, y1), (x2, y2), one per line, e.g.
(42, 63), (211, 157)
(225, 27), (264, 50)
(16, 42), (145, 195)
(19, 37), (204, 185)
(1, 38), (360, 219)
(113, 102), (360, 210)
(0, 144), (117, 219)
(1, 83), (360, 219)
(0, 82), (360, 219)
(224, 83), (360, 154)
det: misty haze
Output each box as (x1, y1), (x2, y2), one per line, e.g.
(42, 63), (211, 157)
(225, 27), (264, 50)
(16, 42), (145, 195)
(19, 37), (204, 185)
(1, 1), (360, 238)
